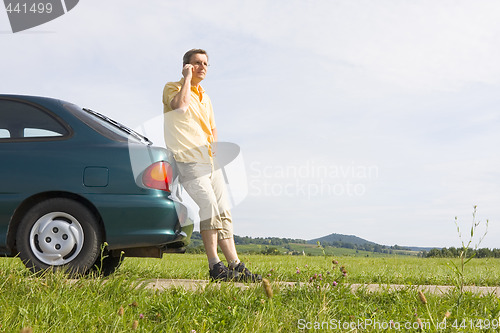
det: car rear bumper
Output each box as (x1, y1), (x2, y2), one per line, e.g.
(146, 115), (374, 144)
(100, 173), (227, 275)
(85, 192), (195, 251)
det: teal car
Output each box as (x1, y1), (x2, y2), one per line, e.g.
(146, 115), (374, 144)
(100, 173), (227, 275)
(0, 95), (194, 275)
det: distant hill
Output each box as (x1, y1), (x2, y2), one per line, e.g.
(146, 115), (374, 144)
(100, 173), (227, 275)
(308, 233), (436, 252)
(308, 233), (378, 247)
(188, 231), (436, 255)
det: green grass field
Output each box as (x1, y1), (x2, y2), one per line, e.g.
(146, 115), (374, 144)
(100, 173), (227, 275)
(118, 254), (500, 287)
(190, 241), (418, 257)
(1, 254), (500, 332)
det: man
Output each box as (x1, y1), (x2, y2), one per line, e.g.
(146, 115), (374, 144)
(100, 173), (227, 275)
(162, 49), (261, 282)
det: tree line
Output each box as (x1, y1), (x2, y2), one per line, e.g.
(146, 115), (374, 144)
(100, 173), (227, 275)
(190, 232), (306, 246)
(423, 247), (500, 258)
(233, 235), (306, 246)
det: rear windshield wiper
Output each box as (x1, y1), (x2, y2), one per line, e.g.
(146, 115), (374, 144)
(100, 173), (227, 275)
(82, 108), (153, 145)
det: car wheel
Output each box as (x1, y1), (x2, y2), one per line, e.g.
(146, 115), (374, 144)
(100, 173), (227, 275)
(16, 198), (102, 275)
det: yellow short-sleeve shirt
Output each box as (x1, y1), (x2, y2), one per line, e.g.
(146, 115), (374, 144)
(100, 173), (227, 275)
(162, 79), (215, 164)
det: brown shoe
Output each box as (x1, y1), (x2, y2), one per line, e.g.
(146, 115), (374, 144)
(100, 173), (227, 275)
(232, 262), (262, 282)
(209, 261), (239, 282)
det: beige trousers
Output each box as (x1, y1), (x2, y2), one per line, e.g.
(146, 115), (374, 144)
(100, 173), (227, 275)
(176, 162), (233, 240)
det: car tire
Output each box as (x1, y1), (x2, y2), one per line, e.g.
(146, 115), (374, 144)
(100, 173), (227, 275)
(16, 198), (102, 276)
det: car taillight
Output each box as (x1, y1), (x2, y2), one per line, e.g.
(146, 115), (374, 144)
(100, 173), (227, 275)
(142, 161), (172, 192)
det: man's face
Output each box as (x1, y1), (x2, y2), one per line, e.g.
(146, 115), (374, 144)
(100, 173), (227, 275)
(189, 53), (209, 81)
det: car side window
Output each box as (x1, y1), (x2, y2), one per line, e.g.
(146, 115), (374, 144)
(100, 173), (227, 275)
(0, 129), (9, 138)
(0, 100), (69, 141)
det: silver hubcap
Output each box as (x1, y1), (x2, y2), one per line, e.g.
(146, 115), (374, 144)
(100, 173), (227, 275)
(29, 212), (84, 266)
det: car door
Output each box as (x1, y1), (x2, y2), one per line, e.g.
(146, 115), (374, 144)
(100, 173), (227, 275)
(0, 98), (71, 249)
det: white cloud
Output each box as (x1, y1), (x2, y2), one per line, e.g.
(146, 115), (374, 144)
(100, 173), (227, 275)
(177, 0), (500, 93)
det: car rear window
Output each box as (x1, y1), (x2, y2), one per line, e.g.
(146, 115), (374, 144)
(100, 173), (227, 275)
(64, 103), (142, 144)
(0, 99), (69, 141)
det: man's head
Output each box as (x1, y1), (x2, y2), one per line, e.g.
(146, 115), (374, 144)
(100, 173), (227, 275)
(183, 49), (209, 84)
(183, 49), (209, 66)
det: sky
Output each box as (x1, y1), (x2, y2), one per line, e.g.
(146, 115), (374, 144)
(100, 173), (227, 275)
(1, 0), (499, 248)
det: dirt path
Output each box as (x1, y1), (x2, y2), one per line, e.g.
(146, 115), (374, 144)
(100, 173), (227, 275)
(143, 279), (500, 297)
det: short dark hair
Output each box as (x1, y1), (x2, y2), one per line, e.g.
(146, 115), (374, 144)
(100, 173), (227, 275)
(183, 49), (208, 65)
